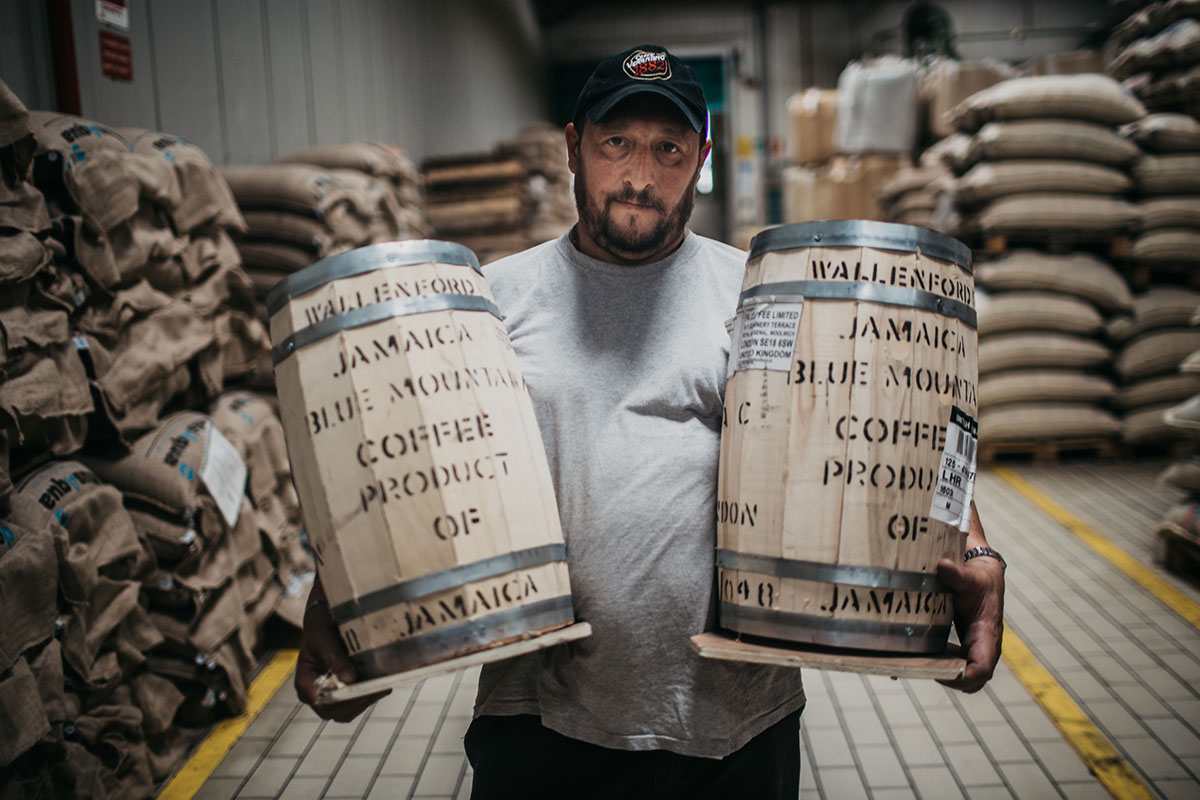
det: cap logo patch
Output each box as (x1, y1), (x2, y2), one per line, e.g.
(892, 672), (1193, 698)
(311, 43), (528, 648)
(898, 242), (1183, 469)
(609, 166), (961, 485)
(623, 50), (671, 81)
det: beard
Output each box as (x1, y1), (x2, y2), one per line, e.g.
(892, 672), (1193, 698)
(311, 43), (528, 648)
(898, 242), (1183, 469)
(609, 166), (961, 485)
(573, 163), (697, 261)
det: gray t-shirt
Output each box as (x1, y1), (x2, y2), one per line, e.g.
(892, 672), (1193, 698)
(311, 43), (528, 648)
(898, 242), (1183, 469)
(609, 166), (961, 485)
(473, 231), (806, 759)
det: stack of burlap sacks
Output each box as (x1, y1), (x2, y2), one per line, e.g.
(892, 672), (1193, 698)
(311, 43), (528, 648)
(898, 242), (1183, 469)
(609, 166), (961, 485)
(1110, 0), (1200, 117)
(1110, 113), (1200, 447)
(221, 141), (428, 314)
(1156, 298), (1200, 550)
(423, 123), (576, 264)
(1, 81), (312, 799)
(945, 75), (1149, 447)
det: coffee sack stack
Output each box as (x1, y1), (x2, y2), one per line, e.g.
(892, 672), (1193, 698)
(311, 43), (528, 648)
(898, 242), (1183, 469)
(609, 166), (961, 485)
(1109, 0), (1200, 118)
(781, 57), (918, 224)
(1156, 299), (1200, 577)
(220, 159), (408, 314)
(0, 80), (311, 799)
(1106, 113), (1200, 450)
(423, 123), (576, 264)
(944, 75), (1149, 457)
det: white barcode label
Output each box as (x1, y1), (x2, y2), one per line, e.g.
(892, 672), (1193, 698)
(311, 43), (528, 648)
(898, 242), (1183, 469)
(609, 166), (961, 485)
(929, 406), (978, 532)
(200, 423), (247, 528)
(726, 297), (804, 379)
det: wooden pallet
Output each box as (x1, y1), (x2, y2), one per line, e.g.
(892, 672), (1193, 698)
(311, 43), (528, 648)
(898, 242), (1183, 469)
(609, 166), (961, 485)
(981, 233), (1132, 259)
(1159, 523), (1200, 586)
(978, 437), (1119, 466)
(1119, 438), (1198, 461)
(690, 631), (966, 681)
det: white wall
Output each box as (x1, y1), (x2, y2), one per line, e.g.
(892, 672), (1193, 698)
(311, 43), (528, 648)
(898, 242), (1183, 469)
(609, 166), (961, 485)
(0, 0), (548, 165)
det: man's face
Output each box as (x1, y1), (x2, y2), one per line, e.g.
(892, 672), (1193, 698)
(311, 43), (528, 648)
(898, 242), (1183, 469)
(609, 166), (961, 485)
(567, 95), (711, 264)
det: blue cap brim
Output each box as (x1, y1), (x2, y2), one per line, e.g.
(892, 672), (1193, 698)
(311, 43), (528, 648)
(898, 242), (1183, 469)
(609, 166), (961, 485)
(585, 84), (704, 133)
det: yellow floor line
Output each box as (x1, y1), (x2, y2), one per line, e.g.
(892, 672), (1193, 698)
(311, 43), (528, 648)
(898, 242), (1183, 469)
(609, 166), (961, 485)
(157, 648), (298, 800)
(1002, 629), (1155, 800)
(994, 466), (1200, 631)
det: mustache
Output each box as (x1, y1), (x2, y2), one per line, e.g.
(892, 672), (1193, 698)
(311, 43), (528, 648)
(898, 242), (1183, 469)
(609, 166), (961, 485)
(605, 186), (666, 213)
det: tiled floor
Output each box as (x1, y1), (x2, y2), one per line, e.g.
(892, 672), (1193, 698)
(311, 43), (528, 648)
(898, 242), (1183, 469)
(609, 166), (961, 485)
(189, 459), (1200, 800)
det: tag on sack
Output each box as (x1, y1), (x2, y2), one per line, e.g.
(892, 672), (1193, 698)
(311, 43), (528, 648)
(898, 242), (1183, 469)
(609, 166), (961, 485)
(200, 422), (247, 527)
(929, 406), (978, 532)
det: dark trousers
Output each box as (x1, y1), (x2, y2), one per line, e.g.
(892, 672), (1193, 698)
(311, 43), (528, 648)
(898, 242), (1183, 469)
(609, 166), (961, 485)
(464, 710), (803, 800)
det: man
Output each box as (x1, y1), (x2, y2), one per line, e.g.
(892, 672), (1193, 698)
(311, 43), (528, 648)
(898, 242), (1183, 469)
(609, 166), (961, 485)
(296, 44), (1005, 799)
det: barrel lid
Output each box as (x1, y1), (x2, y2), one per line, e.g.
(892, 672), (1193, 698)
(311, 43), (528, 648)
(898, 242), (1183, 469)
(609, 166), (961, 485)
(265, 239), (482, 316)
(749, 220), (972, 272)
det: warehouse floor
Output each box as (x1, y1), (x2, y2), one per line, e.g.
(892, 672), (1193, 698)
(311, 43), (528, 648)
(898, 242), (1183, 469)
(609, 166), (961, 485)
(181, 459), (1200, 800)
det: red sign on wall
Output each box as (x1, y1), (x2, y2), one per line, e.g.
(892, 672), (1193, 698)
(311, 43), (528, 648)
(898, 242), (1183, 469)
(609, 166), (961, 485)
(99, 31), (132, 82)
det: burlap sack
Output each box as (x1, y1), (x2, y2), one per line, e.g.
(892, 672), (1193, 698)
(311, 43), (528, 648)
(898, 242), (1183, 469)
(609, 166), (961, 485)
(785, 89), (838, 165)
(118, 127), (245, 234)
(181, 261), (256, 321)
(1141, 197), (1200, 229)
(79, 298), (214, 441)
(0, 231), (53, 284)
(1116, 328), (1200, 381)
(1122, 403), (1183, 444)
(979, 369), (1115, 409)
(0, 180), (51, 235)
(210, 310), (272, 387)
(0, 655), (49, 768)
(1137, 62), (1200, 109)
(963, 120), (1141, 168)
(0, 518), (56, 674)
(1134, 155), (1200, 194)
(973, 251), (1134, 312)
(235, 240), (315, 273)
(1110, 19), (1200, 80)
(950, 75), (1147, 133)
(888, 189), (941, 216)
(919, 133), (972, 172)
(836, 56), (920, 155)
(276, 140), (420, 182)
(29, 112), (140, 232)
(1132, 229), (1200, 265)
(1107, 288), (1200, 342)
(979, 403), (1121, 442)
(220, 163), (394, 228)
(955, 161), (1131, 205)
(968, 193), (1140, 237)
(85, 412), (244, 519)
(0, 319), (91, 455)
(240, 209), (337, 255)
(1161, 456), (1200, 491)
(9, 461), (142, 604)
(1184, 348), (1200, 373)
(1115, 373), (1200, 411)
(105, 206), (189, 288)
(977, 291), (1104, 336)
(1121, 113), (1200, 153)
(979, 332), (1111, 375)
(879, 167), (946, 205)
(127, 502), (224, 568)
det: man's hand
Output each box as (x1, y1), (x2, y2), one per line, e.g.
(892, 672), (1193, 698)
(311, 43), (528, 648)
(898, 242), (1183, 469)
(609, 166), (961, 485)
(295, 581), (388, 722)
(935, 553), (1004, 693)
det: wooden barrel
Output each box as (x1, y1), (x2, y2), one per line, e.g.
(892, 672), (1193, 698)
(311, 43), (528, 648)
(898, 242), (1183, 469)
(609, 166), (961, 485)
(270, 242), (573, 678)
(717, 221), (977, 653)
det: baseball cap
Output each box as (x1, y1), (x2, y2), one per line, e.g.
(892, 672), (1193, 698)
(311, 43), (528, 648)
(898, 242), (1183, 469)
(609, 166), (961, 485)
(573, 44), (708, 133)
